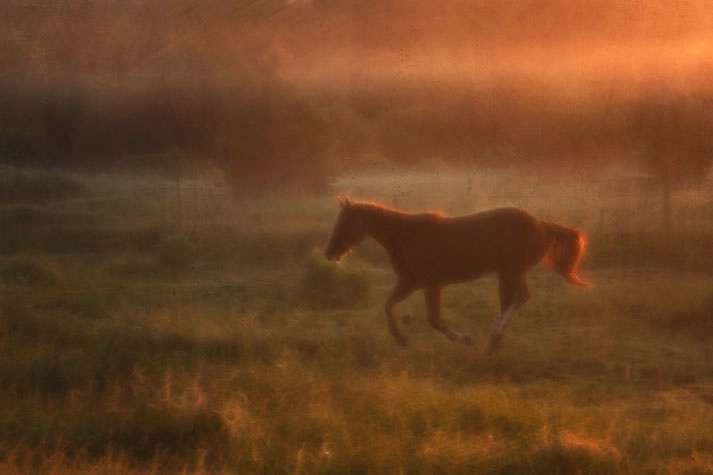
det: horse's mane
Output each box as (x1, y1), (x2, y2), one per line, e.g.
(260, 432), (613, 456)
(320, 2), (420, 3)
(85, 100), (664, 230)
(351, 201), (445, 222)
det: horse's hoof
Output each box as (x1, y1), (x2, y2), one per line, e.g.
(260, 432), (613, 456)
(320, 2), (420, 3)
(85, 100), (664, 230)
(488, 334), (502, 356)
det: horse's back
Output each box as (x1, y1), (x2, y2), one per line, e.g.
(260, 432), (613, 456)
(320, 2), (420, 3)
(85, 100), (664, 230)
(397, 207), (548, 284)
(446, 207), (546, 262)
(448, 206), (536, 226)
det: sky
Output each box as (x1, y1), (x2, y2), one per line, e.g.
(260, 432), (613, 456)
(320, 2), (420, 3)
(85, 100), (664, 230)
(3, 0), (713, 94)
(271, 0), (713, 99)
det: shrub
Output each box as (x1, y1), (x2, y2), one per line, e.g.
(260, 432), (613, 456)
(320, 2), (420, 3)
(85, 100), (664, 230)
(300, 248), (373, 309)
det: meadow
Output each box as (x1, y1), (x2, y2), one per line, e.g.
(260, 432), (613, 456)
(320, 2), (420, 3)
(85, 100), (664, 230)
(1, 163), (713, 474)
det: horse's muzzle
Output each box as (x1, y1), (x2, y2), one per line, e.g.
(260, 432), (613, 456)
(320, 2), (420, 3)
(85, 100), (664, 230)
(324, 247), (347, 262)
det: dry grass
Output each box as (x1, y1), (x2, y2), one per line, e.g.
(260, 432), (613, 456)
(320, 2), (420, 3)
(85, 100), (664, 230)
(1, 164), (712, 473)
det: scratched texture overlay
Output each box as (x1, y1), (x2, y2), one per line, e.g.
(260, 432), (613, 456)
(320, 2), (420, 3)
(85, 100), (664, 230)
(1, 1), (713, 473)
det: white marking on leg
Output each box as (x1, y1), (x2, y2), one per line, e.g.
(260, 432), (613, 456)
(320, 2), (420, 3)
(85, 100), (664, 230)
(447, 330), (472, 345)
(492, 305), (516, 336)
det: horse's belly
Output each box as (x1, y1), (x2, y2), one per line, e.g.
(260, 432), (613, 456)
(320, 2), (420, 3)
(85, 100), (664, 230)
(436, 268), (491, 285)
(439, 255), (494, 282)
(411, 249), (495, 284)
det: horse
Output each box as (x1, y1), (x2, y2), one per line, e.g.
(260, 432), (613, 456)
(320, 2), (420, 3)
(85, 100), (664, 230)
(324, 198), (588, 355)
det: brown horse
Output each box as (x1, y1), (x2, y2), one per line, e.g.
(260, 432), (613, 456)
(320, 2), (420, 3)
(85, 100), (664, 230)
(325, 198), (587, 355)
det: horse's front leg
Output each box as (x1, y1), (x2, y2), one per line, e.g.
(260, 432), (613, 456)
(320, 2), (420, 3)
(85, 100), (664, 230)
(489, 272), (530, 356)
(424, 286), (472, 345)
(385, 280), (417, 347)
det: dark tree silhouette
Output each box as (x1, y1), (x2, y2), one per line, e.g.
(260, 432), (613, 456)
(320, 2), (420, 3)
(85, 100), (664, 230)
(627, 94), (713, 238)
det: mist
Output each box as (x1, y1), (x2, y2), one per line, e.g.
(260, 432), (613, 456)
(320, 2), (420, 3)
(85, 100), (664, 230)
(4, 2), (713, 472)
(2, 0), (713, 191)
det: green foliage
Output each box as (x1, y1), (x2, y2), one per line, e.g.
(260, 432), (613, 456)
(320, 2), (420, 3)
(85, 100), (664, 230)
(300, 248), (374, 309)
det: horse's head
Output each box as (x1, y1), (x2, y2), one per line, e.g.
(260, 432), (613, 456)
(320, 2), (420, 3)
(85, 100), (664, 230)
(325, 197), (365, 261)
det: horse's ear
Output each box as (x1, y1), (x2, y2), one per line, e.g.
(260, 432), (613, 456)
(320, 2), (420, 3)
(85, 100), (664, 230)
(338, 196), (345, 207)
(338, 197), (352, 208)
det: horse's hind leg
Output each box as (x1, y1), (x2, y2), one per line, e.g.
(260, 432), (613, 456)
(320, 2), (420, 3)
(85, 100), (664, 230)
(489, 272), (530, 356)
(425, 286), (472, 345)
(385, 280), (416, 347)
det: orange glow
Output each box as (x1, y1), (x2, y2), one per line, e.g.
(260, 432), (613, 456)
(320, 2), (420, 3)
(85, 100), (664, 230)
(285, 37), (713, 100)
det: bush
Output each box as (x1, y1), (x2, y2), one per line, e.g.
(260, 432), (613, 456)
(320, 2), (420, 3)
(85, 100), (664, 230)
(300, 248), (373, 309)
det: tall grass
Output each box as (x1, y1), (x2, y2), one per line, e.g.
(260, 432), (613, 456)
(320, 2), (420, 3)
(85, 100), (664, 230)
(1, 166), (712, 473)
(300, 249), (375, 309)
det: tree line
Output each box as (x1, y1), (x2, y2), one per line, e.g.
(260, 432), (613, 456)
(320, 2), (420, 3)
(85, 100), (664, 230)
(1, 0), (712, 195)
(1, 73), (712, 191)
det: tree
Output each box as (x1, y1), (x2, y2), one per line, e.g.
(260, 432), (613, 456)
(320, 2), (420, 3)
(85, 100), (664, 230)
(627, 94), (713, 238)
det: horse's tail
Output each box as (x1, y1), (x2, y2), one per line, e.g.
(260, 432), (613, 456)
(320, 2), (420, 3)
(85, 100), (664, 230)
(541, 221), (589, 287)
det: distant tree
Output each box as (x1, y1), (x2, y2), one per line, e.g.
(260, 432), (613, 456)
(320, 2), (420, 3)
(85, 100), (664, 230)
(42, 79), (85, 165)
(220, 78), (336, 193)
(627, 94), (713, 238)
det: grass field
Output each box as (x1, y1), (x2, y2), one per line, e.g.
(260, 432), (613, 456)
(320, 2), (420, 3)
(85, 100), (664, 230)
(1, 164), (713, 474)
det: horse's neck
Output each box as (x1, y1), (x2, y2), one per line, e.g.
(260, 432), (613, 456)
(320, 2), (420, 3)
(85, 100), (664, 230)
(360, 207), (403, 251)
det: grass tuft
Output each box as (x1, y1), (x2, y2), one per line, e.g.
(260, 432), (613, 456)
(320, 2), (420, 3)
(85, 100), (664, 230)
(1, 168), (713, 473)
(300, 248), (374, 309)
